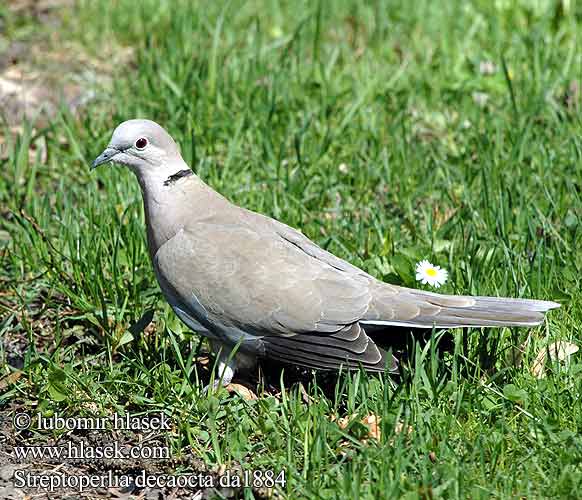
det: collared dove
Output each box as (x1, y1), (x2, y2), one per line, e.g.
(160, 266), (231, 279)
(92, 119), (560, 385)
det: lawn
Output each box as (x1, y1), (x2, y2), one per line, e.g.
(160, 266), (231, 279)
(1, 0), (581, 498)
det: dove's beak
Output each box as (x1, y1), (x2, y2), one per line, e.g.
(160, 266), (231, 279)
(91, 147), (119, 170)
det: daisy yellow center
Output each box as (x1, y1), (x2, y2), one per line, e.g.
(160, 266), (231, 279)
(426, 268), (438, 277)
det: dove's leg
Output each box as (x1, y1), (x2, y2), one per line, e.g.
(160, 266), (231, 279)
(208, 340), (237, 387)
(206, 338), (259, 390)
(216, 353), (236, 386)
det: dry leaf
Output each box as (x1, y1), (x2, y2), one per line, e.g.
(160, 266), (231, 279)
(432, 205), (458, 229)
(531, 351), (547, 378)
(394, 421), (413, 435)
(361, 414), (381, 441)
(472, 91), (489, 107)
(389, 421), (413, 446)
(506, 332), (531, 368)
(479, 60), (497, 75)
(297, 382), (312, 404)
(564, 80), (581, 112)
(548, 341), (579, 361)
(336, 438), (353, 458)
(0, 371), (23, 391)
(333, 414), (382, 442)
(531, 341), (579, 378)
(224, 383), (258, 401)
(80, 401), (99, 412)
(334, 414), (356, 430)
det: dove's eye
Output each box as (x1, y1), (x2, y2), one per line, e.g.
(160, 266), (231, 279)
(135, 137), (148, 150)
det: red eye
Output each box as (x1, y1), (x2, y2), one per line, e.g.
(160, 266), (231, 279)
(135, 137), (148, 150)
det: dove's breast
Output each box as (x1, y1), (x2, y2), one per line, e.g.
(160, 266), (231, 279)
(152, 229), (265, 352)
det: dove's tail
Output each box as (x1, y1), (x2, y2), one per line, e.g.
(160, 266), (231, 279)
(362, 286), (560, 329)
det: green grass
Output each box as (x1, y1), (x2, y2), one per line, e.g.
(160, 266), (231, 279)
(1, 0), (581, 498)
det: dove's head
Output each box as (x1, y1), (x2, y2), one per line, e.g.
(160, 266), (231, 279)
(91, 120), (184, 176)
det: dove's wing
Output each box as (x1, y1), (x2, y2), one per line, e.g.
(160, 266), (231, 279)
(154, 224), (371, 334)
(153, 219), (398, 370)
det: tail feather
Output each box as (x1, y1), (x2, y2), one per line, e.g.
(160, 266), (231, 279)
(364, 287), (560, 329)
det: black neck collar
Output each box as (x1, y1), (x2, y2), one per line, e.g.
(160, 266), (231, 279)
(164, 169), (193, 186)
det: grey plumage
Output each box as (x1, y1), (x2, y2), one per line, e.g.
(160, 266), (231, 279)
(92, 119), (560, 385)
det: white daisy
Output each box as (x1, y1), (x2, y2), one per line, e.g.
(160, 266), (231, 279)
(415, 260), (448, 288)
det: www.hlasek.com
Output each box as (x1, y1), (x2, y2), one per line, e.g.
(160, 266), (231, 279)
(13, 469), (287, 492)
(13, 441), (169, 460)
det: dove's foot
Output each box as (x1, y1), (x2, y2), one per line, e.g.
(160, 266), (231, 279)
(215, 356), (236, 386)
(203, 349), (236, 393)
